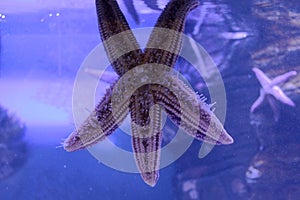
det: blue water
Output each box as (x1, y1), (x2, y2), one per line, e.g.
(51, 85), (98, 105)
(0, 1), (178, 199)
(0, 125), (176, 199)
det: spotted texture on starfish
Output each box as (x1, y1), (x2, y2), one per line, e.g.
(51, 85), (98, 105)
(64, 0), (233, 187)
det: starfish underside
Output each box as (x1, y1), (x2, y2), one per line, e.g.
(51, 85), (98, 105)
(64, 0), (233, 186)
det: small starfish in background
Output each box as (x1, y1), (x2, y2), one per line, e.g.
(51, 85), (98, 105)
(251, 67), (297, 121)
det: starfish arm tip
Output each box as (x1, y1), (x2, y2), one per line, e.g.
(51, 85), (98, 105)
(250, 104), (256, 113)
(252, 67), (258, 72)
(291, 71), (297, 75)
(225, 134), (234, 144)
(63, 131), (83, 152)
(217, 129), (234, 145)
(250, 93), (265, 113)
(141, 172), (159, 187)
(287, 100), (296, 107)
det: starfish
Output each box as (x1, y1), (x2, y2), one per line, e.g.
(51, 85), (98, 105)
(251, 67), (297, 121)
(64, 0), (233, 186)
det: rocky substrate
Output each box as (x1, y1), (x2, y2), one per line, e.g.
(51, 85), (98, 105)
(0, 105), (27, 180)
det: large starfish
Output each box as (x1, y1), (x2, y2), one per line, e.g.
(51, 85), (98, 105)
(64, 0), (233, 186)
(251, 67), (297, 121)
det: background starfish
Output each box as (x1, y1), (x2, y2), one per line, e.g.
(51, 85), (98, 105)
(64, 0), (233, 186)
(251, 67), (297, 121)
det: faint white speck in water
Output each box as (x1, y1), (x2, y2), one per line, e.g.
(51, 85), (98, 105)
(63, 164), (67, 168)
(49, 13), (53, 17)
(259, 145), (264, 151)
(40, 18), (45, 22)
(0, 14), (2, 17)
(56, 13), (60, 17)
(89, 187), (93, 191)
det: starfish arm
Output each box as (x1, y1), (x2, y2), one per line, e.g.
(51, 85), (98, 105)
(252, 67), (271, 89)
(144, 0), (199, 67)
(271, 86), (295, 107)
(64, 83), (129, 152)
(130, 89), (162, 187)
(267, 95), (280, 122)
(151, 78), (233, 145)
(95, 0), (143, 76)
(250, 89), (266, 112)
(270, 71), (297, 86)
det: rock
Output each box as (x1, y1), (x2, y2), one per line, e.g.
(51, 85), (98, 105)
(174, 165), (250, 200)
(247, 2), (300, 197)
(172, 1), (258, 200)
(246, 144), (300, 199)
(0, 105), (27, 180)
(173, 0), (300, 199)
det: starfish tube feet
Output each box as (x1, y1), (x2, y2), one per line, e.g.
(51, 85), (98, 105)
(130, 89), (163, 187)
(151, 79), (233, 145)
(64, 84), (129, 152)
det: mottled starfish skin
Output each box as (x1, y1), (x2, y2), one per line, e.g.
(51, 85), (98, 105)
(144, 0), (199, 67)
(64, 0), (233, 186)
(129, 0), (202, 185)
(95, 0), (143, 76)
